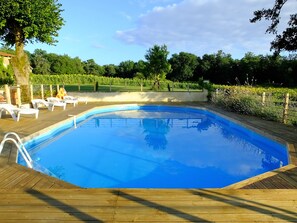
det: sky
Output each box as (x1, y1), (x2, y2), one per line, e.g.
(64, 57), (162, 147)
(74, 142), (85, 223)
(23, 0), (296, 65)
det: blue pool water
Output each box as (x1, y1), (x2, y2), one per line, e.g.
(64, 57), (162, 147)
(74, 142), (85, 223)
(20, 105), (289, 188)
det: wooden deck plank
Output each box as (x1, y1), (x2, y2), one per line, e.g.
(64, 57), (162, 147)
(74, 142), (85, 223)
(0, 189), (295, 222)
(240, 167), (297, 189)
(0, 163), (78, 189)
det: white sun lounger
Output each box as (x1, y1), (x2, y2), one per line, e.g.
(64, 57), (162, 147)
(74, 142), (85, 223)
(47, 97), (66, 110)
(0, 103), (39, 121)
(31, 99), (53, 111)
(63, 96), (79, 107)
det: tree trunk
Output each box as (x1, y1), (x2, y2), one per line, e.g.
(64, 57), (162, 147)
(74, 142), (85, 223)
(10, 30), (31, 103)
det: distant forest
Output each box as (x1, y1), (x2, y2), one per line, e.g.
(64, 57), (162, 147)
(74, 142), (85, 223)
(2, 47), (297, 87)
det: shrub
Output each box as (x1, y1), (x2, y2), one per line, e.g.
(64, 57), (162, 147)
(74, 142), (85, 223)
(214, 90), (282, 122)
(216, 93), (260, 114)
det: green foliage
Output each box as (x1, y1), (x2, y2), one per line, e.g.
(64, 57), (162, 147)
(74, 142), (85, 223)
(83, 59), (104, 75)
(117, 60), (135, 78)
(168, 52), (198, 81)
(145, 45), (171, 80)
(134, 72), (145, 80)
(192, 51), (297, 86)
(134, 60), (147, 77)
(0, 0), (64, 91)
(144, 45), (171, 90)
(25, 47), (297, 87)
(30, 49), (51, 74)
(217, 94), (259, 114)
(0, 0), (64, 46)
(213, 85), (297, 124)
(103, 64), (117, 77)
(45, 53), (84, 74)
(215, 90), (282, 121)
(30, 74), (203, 92)
(214, 85), (297, 100)
(251, 0), (297, 53)
(0, 57), (14, 85)
(198, 50), (236, 84)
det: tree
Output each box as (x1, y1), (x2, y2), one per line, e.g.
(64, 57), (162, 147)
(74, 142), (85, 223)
(133, 60), (147, 79)
(71, 57), (85, 74)
(144, 45), (171, 90)
(143, 119), (170, 150)
(103, 64), (116, 77)
(168, 52), (198, 82)
(83, 59), (104, 75)
(199, 51), (234, 84)
(30, 49), (51, 74)
(239, 52), (261, 85)
(0, 0), (64, 101)
(45, 54), (85, 74)
(117, 60), (135, 78)
(250, 0), (297, 53)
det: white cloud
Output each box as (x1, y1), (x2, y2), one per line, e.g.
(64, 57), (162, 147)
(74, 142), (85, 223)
(117, 0), (294, 57)
(91, 43), (105, 49)
(120, 12), (133, 21)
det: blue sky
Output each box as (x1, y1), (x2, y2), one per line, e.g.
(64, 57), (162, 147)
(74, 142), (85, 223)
(23, 0), (295, 65)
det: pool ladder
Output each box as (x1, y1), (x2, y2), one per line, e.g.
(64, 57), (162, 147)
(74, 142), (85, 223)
(0, 132), (33, 168)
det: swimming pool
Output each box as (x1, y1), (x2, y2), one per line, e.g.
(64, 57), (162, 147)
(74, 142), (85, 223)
(20, 105), (289, 188)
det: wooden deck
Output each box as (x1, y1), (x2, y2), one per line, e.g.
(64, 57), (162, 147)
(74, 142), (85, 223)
(0, 188), (296, 222)
(0, 159), (78, 190)
(226, 164), (297, 189)
(0, 102), (297, 222)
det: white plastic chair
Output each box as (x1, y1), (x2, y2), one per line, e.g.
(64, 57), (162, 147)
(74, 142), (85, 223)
(0, 103), (39, 121)
(63, 96), (79, 107)
(47, 97), (66, 110)
(31, 99), (53, 111)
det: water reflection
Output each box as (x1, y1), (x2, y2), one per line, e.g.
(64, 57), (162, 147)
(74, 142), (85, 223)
(262, 154), (282, 170)
(213, 119), (285, 170)
(142, 119), (170, 150)
(87, 117), (204, 129)
(195, 118), (214, 132)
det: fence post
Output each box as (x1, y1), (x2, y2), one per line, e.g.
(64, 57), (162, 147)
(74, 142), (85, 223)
(30, 85), (34, 101)
(78, 83), (81, 92)
(4, 84), (11, 104)
(262, 92), (266, 106)
(56, 84), (59, 93)
(140, 80), (143, 92)
(109, 80), (112, 92)
(283, 93), (290, 124)
(16, 85), (21, 106)
(49, 85), (53, 97)
(41, 84), (44, 100)
(215, 89), (219, 101)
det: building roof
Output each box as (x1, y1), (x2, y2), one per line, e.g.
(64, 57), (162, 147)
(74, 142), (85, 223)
(0, 51), (15, 57)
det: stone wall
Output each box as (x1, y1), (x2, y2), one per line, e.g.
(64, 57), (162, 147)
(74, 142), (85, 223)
(70, 90), (208, 102)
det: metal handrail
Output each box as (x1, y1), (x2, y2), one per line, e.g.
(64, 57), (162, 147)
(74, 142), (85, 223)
(0, 132), (33, 168)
